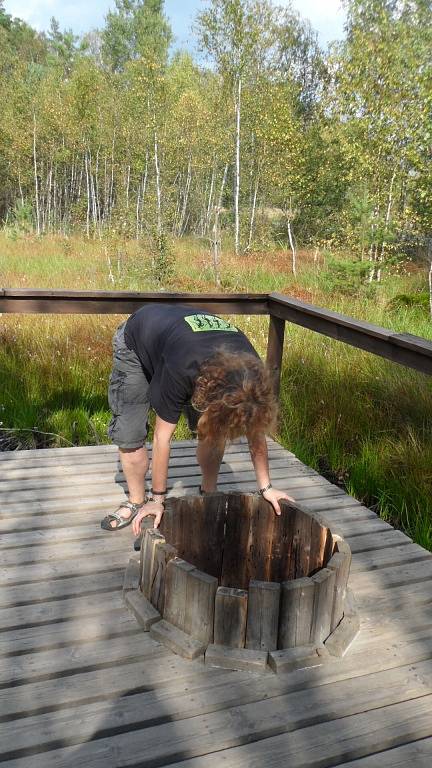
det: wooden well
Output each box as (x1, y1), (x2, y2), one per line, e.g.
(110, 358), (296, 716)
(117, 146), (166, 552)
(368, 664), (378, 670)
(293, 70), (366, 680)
(136, 492), (355, 670)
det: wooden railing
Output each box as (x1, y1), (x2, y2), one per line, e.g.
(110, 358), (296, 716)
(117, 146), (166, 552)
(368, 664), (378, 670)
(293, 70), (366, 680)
(1, 289), (431, 395)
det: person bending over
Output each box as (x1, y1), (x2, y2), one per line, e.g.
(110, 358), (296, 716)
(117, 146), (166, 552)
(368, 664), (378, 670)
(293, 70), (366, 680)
(101, 304), (294, 533)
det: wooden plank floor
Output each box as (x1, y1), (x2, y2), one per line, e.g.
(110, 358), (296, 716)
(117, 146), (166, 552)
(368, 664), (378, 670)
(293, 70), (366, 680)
(1, 437), (432, 767)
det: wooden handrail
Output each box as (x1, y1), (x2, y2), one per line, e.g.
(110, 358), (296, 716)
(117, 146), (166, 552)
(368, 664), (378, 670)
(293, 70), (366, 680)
(268, 293), (432, 377)
(1, 289), (431, 396)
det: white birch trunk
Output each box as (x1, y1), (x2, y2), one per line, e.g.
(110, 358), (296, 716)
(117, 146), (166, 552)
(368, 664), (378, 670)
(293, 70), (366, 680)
(40, 158), (45, 233)
(109, 132), (115, 224)
(154, 128), (162, 236)
(205, 165), (216, 236)
(211, 163), (229, 287)
(287, 217), (296, 276)
(179, 156), (192, 237)
(368, 243), (377, 283)
(33, 112), (40, 236)
(234, 76), (241, 255)
(88, 152), (98, 233)
(218, 163), (229, 210)
(85, 151), (90, 238)
(126, 164), (130, 210)
(212, 206), (222, 288)
(136, 184), (141, 240)
(47, 161), (53, 232)
(18, 169), (24, 206)
(173, 173), (182, 235)
(102, 156), (108, 225)
(105, 246), (115, 285)
(95, 148), (101, 231)
(247, 174), (259, 251)
(377, 168), (397, 283)
(140, 152), (149, 237)
(77, 163), (83, 201)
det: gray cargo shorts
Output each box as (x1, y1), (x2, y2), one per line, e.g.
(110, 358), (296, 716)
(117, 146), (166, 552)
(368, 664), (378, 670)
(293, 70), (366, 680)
(107, 322), (200, 449)
(107, 322), (150, 449)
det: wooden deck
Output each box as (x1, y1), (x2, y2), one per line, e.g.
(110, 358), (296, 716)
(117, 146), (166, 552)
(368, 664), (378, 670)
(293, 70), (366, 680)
(1, 437), (432, 767)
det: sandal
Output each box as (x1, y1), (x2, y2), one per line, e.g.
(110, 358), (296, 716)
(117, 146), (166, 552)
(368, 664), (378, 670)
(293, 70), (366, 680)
(100, 500), (145, 532)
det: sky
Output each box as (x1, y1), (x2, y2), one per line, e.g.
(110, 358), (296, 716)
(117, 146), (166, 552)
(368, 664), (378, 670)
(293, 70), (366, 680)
(4, 0), (346, 49)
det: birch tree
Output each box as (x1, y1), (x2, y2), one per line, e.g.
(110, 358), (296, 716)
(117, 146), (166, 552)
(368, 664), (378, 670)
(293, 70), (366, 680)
(331, 0), (432, 278)
(197, 0), (277, 255)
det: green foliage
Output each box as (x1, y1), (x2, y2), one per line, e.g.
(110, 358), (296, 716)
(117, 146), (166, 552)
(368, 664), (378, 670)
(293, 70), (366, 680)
(102, 0), (172, 72)
(388, 291), (429, 310)
(6, 200), (34, 235)
(151, 231), (175, 286)
(320, 257), (371, 295)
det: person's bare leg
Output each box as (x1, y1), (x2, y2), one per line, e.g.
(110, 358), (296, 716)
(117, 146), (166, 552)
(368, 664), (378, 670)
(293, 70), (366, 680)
(196, 438), (225, 492)
(107, 446), (149, 528)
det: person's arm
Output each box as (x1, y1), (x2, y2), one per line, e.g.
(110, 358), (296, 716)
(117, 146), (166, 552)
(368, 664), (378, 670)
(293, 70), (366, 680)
(132, 416), (176, 533)
(247, 431), (295, 515)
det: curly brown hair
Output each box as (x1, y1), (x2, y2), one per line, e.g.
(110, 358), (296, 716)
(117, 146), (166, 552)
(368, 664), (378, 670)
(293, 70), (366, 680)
(191, 349), (278, 443)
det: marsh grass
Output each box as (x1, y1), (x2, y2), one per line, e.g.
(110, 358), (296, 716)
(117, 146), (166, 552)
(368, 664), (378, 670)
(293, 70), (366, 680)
(1, 233), (431, 548)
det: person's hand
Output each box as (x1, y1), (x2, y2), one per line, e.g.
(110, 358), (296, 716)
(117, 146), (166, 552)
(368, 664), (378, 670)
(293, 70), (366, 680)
(132, 500), (165, 535)
(262, 487), (295, 516)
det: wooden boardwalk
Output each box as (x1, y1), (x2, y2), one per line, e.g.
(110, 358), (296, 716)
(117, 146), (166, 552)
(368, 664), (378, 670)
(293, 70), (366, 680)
(1, 437), (432, 767)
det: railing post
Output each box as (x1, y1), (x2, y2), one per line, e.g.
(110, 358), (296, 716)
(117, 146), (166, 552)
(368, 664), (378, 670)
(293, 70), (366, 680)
(266, 314), (285, 400)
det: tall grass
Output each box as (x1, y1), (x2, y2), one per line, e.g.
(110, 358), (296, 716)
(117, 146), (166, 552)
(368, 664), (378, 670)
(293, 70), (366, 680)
(1, 233), (431, 548)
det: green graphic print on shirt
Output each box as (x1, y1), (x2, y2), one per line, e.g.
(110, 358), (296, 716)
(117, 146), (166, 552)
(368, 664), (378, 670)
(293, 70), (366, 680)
(183, 314), (239, 333)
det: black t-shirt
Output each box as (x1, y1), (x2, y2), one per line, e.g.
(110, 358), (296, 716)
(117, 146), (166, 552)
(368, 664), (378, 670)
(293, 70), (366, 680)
(124, 304), (259, 424)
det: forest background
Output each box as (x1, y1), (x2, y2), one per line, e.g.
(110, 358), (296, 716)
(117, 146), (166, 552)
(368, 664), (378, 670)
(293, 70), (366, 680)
(0, 0), (431, 548)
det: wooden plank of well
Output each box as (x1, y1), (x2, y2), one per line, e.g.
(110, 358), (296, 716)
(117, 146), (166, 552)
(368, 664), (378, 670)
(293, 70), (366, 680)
(184, 568), (218, 645)
(245, 580), (280, 652)
(292, 507), (314, 578)
(278, 577), (315, 648)
(150, 619), (206, 660)
(150, 542), (178, 615)
(327, 551), (352, 632)
(213, 587), (248, 648)
(309, 517), (333, 573)
(248, 496), (276, 583)
(269, 644), (322, 674)
(269, 500), (297, 582)
(140, 528), (165, 599)
(163, 558), (195, 630)
(221, 493), (254, 589)
(124, 589), (161, 631)
(158, 496), (188, 558)
(181, 493), (226, 579)
(310, 567), (336, 644)
(205, 644), (268, 672)
(160, 494), (226, 574)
